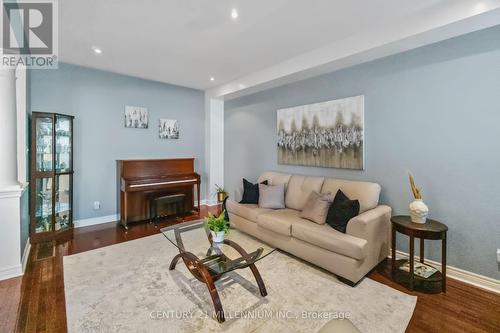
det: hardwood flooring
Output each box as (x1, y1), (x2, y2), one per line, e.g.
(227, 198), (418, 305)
(1, 205), (499, 332)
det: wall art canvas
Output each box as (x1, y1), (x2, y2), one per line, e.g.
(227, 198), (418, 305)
(277, 95), (364, 170)
(124, 106), (149, 128)
(159, 119), (179, 139)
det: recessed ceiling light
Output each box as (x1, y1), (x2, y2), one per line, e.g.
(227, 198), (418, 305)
(92, 46), (102, 55)
(231, 8), (238, 20)
(210, 77), (215, 82)
(473, 2), (487, 13)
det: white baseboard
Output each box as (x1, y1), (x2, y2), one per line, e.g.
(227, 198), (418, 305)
(74, 214), (119, 228)
(392, 250), (500, 294)
(0, 264), (22, 281)
(194, 199), (206, 206)
(205, 199), (221, 207)
(21, 238), (31, 273)
(73, 201), (216, 228)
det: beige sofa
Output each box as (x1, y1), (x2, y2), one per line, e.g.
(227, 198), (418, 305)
(226, 171), (391, 285)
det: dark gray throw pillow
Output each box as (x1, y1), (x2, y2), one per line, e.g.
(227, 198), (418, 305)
(326, 190), (360, 233)
(240, 178), (268, 204)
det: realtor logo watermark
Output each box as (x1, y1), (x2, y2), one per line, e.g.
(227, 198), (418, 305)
(1, 0), (58, 68)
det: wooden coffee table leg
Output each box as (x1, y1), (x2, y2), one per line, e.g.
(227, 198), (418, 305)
(206, 279), (225, 323)
(223, 239), (268, 297)
(249, 264), (267, 297)
(195, 264), (225, 323)
(169, 253), (183, 270)
(170, 251), (226, 323)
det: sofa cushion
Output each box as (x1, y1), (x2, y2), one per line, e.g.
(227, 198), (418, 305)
(226, 200), (272, 223)
(285, 175), (325, 211)
(300, 191), (333, 224)
(258, 171), (292, 186)
(325, 190), (360, 233)
(240, 179), (268, 204)
(258, 183), (286, 209)
(257, 209), (303, 236)
(320, 178), (380, 213)
(291, 219), (368, 260)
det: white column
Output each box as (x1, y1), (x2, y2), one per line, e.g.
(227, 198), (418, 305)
(0, 66), (24, 281)
(0, 68), (19, 187)
(204, 94), (224, 205)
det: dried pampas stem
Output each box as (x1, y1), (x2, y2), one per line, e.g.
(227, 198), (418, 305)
(408, 173), (422, 200)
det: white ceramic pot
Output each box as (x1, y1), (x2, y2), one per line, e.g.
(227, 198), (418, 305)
(211, 230), (225, 243)
(409, 199), (429, 224)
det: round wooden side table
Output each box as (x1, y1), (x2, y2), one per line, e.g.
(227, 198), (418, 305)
(391, 215), (448, 293)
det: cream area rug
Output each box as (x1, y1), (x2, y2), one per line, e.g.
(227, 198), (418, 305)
(64, 234), (416, 333)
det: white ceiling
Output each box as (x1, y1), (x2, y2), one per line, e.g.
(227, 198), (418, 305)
(60, 0), (500, 92)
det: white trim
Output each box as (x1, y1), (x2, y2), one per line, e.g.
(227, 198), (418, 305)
(392, 250), (500, 295)
(16, 65), (27, 185)
(204, 199), (220, 207)
(21, 237), (31, 273)
(196, 199), (219, 207)
(0, 183), (26, 199)
(74, 202), (214, 229)
(74, 214), (119, 228)
(0, 264), (22, 281)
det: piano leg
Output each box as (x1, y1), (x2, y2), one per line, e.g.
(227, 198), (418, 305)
(122, 191), (129, 230)
(197, 182), (201, 214)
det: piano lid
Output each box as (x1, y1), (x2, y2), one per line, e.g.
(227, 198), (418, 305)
(117, 158), (195, 179)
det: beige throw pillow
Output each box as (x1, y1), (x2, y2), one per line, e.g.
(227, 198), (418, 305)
(258, 183), (286, 209)
(300, 191), (332, 224)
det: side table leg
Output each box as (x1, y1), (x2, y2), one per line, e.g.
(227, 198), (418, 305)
(442, 235), (447, 293)
(391, 227), (396, 276)
(409, 235), (415, 290)
(420, 238), (425, 263)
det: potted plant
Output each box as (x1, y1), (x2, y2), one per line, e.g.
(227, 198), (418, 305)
(205, 211), (229, 242)
(408, 173), (429, 224)
(214, 184), (228, 203)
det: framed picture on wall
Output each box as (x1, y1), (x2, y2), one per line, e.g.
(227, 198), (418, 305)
(277, 95), (364, 170)
(124, 106), (148, 129)
(159, 119), (179, 139)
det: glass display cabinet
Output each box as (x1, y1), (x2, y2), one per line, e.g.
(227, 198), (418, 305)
(30, 112), (74, 242)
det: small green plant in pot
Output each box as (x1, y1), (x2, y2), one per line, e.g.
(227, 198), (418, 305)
(214, 184), (228, 203)
(205, 211), (229, 242)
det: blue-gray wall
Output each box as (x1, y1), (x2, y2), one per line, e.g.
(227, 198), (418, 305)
(225, 25), (500, 279)
(31, 63), (205, 220)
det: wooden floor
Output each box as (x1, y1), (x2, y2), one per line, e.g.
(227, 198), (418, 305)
(1, 205), (499, 333)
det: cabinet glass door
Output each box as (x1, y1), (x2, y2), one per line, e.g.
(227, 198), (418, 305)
(55, 116), (72, 172)
(36, 117), (53, 172)
(55, 174), (72, 231)
(35, 177), (53, 233)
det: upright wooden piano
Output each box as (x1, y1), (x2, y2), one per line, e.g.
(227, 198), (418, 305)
(117, 158), (201, 229)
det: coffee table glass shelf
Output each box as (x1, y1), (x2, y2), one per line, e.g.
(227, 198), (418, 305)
(161, 220), (276, 322)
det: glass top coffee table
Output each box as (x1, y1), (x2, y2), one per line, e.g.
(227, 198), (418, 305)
(161, 219), (276, 323)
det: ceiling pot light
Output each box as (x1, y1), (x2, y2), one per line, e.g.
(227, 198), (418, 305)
(92, 46), (102, 55)
(231, 8), (238, 20)
(210, 77), (215, 81)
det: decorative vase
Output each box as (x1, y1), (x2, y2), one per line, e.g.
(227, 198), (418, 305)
(409, 199), (429, 224)
(211, 230), (225, 243)
(217, 192), (228, 203)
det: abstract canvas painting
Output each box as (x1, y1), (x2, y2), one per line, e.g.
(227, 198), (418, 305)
(124, 106), (148, 128)
(277, 95), (364, 170)
(159, 119), (179, 139)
